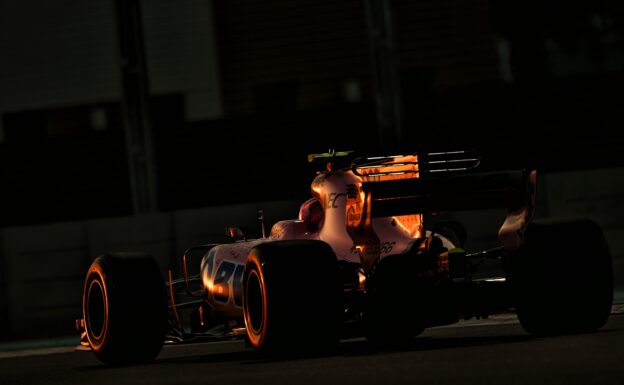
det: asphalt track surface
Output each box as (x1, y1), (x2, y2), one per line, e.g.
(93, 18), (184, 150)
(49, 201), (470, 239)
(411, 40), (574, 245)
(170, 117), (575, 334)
(2, 311), (623, 385)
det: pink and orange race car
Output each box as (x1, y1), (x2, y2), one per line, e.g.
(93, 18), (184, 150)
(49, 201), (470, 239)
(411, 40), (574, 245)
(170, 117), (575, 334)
(76, 151), (613, 365)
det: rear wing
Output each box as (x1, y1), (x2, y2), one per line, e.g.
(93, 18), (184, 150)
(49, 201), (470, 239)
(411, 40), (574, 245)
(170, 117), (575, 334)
(365, 170), (530, 217)
(307, 149), (532, 215)
(309, 150), (481, 180)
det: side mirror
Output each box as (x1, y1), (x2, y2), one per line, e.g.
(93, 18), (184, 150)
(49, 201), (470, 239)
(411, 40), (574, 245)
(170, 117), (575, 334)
(299, 198), (324, 233)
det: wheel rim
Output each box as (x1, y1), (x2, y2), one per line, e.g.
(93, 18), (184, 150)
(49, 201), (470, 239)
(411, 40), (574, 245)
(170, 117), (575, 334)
(87, 279), (107, 341)
(245, 269), (264, 335)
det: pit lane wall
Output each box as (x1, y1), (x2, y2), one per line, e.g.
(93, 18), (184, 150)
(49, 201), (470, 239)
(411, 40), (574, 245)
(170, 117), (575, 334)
(1, 169), (624, 340)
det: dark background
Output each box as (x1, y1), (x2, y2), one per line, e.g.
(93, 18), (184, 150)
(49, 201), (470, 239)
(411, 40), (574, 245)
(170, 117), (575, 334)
(1, 0), (623, 225)
(0, 0), (623, 340)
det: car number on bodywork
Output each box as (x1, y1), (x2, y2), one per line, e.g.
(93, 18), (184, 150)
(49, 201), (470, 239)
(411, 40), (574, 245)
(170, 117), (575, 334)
(202, 250), (245, 307)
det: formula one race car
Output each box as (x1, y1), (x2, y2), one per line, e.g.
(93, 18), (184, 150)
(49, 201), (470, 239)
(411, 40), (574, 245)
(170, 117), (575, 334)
(76, 150), (614, 364)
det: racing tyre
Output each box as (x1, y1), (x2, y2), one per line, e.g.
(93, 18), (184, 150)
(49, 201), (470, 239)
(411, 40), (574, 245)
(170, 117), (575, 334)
(363, 253), (427, 347)
(82, 253), (168, 365)
(243, 240), (341, 354)
(509, 218), (613, 336)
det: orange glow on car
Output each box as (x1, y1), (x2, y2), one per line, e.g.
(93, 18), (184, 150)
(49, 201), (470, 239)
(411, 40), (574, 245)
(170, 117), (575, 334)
(203, 275), (214, 293)
(393, 214), (424, 238)
(355, 154), (419, 182)
(358, 271), (366, 288)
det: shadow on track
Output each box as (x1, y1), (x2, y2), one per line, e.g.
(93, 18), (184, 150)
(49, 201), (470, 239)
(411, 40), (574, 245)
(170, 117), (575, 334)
(111, 333), (533, 368)
(75, 324), (619, 370)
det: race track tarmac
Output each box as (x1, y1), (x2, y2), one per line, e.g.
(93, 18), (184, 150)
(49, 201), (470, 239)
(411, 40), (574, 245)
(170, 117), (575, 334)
(2, 313), (623, 385)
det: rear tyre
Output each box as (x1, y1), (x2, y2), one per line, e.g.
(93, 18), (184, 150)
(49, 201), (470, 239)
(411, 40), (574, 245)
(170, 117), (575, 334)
(509, 218), (613, 336)
(364, 253), (427, 346)
(243, 240), (341, 354)
(83, 253), (168, 365)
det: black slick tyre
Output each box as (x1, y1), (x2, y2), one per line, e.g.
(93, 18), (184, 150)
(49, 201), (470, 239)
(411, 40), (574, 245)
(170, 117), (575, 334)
(82, 253), (168, 365)
(509, 218), (613, 336)
(363, 252), (428, 347)
(243, 240), (341, 354)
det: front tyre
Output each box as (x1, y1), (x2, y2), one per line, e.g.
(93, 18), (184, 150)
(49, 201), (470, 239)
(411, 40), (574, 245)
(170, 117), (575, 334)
(83, 253), (168, 365)
(509, 218), (613, 336)
(243, 240), (341, 353)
